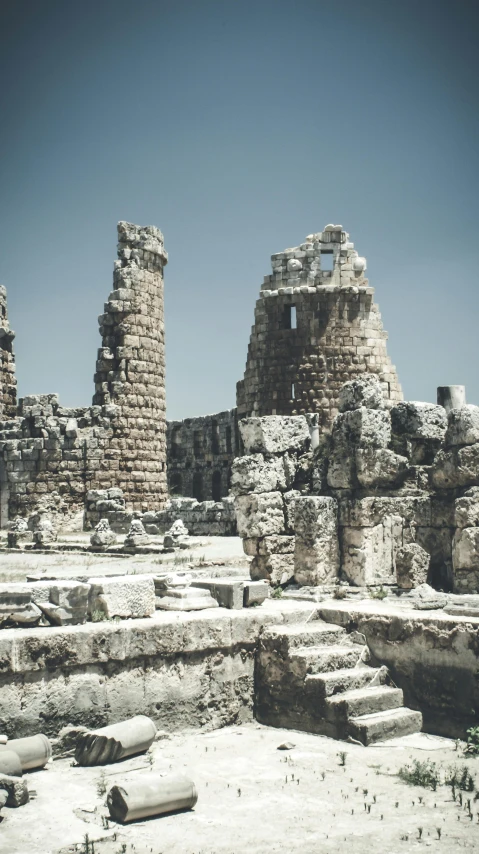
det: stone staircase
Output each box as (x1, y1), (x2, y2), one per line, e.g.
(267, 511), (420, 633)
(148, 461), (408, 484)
(255, 621), (422, 745)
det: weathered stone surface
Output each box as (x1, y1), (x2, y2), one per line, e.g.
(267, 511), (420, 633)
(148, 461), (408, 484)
(236, 492), (285, 538)
(0, 586), (42, 627)
(243, 535), (295, 557)
(356, 448), (408, 488)
(453, 527), (479, 571)
(454, 488), (479, 528)
(32, 519), (57, 547)
(391, 402), (447, 441)
(445, 405), (479, 447)
(250, 554), (294, 586)
(88, 575), (156, 619)
(239, 416), (310, 455)
(243, 580), (269, 607)
(230, 454), (287, 496)
(90, 518), (116, 549)
(431, 444), (479, 488)
(340, 496), (431, 528)
(284, 490), (300, 532)
(294, 496), (339, 586)
(396, 544), (430, 589)
(333, 408), (391, 450)
(192, 578), (245, 610)
(338, 374), (384, 412)
(341, 515), (404, 586)
(123, 519), (150, 550)
(163, 519), (189, 549)
(41, 581), (90, 626)
(0, 773), (29, 807)
(155, 587), (218, 611)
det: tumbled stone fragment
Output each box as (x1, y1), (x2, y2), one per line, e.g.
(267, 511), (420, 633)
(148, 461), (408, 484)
(338, 373), (384, 412)
(294, 496), (339, 586)
(230, 453), (286, 496)
(239, 416), (310, 455)
(396, 544), (430, 589)
(391, 402), (447, 441)
(236, 492), (285, 538)
(445, 405), (479, 447)
(356, 448), (408, 488)
(88, 574), (155, 619)
(90, 518), (116, 549)
(454, 488), (479, 528)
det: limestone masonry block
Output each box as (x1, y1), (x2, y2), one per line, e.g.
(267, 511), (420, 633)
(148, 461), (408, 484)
(192, 578), (245, 610)
(239, 416), (310, 455)
(396, 544), (430, 589)
(341, 514), (404, 587)
(230, 454), (287, 496)
(235, 492), (285, 538)
(391, 402), (447, 441)
(88, 575), (156, 619)
(333, 408), (391, 450)
(294, 496), (339, 586)
(445, 405), (479, 447)
(356, 448), (408, 488)
(338, 373), (385, 412)
(250, 553), (295, 587)
(243, 580), (269, 607)
(453, 528), (479, 572)
(454, 488), (479, 528)
(431, 444), (479, 489)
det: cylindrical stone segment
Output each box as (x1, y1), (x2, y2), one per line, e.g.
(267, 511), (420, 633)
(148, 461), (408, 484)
(92, 222), (168, 511)
(437, 385), (466, 413)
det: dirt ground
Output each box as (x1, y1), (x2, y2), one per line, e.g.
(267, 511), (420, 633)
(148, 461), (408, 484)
(2, 723), (479, 854)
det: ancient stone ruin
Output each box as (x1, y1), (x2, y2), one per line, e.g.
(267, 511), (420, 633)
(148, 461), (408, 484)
(1, 221), (479, 853)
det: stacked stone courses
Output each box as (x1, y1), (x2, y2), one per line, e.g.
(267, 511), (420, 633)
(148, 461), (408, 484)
(167, 409), (239, 501)
(92, 222), (168, 511)
(237, 224), (402, 428)
(0, 286), (17, 420)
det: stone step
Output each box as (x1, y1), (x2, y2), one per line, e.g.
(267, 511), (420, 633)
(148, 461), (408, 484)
(347, 707), (423, 746)
(260, 621), (346, 654)
(290, 645), (361, 679)
(305, 666), (387, 699)
(324, 685), (404, 723)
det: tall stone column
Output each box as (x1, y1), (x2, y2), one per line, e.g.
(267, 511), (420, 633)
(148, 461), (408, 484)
(93, 222), (168, 511)
(0, 286), (17, 420)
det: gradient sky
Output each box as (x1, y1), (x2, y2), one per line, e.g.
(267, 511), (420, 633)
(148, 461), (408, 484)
(0, 0), (478, 421)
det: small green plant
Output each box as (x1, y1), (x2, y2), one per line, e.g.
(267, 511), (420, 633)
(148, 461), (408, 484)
(271, 586), (283, 599)
(436, 827), (442, 840)
(337, 751), (347, 766)
(464, 727), (479, 756)
(370, 586), (388, 600)
(91, 609), (109, 623)
(417, 827), (423, 840)
(445, 765), (475, 792)
(96, 770), (107, 798)
(398, 759), (440, 791)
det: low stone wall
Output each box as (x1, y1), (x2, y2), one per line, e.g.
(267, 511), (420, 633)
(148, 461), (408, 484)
(84, 490), (237, 536)
(317, 602), (479, 738)
(0, 602), (311, 737)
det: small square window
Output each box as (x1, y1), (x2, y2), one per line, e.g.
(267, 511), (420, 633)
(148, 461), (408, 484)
(321, 251), (334, 272)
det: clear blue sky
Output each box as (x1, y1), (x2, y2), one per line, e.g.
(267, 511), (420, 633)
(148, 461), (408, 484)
(0, 0), (477, 421)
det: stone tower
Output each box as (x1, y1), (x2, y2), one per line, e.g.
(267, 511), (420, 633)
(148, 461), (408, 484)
(0, 286), (17, 420)
(237, 224), (402, 429)
(93, 222), (168, 511)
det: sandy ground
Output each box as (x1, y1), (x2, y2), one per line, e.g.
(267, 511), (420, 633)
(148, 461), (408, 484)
(0, 536), (248, 584)
(2, 724), (479, 854)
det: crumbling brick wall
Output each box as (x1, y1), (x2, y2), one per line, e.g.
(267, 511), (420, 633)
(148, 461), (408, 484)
(167, 409), (240, 502)
(237, 224), (402, 429)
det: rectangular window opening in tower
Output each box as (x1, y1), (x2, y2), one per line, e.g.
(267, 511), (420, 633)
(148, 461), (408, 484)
(321, 251), (334, 271)
(291, 383), (295, 400)
(283, 305), (297, 329)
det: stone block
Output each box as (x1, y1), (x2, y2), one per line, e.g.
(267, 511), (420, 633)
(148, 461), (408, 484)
(453, 528), (479, 571)
(391, 402), (447, 441)
(239, 416), (310, 455)
(333, 408), (391, 450)
(243, 535), (295, 558)
(90, 519), (116, 549)
(230, 454), (286, 496)
(43, 581), (90, 625)
(192, 578), (245, 610)
(0, 586), (43, 627)
(294, 496), (339, 586)
(250, 553), (294, 587)
(431, 444), (479, 489)
(243, 580), (269, 607)
(155, 587), (218, 611)
(338, 374), (384, 412)
(339, 496), (431, 528)
(356, 448), (408, 488)
(454, 488), (479, 528)
(341, 515), (404, 586)
(446, 405), (479, 447)
(396, 544), (430, 589)
(88, 575), (155, 619)
(235, 492), (285, 538)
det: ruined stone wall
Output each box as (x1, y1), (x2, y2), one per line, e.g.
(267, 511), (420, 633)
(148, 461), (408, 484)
(232, 377), (479, 595)
(237, 225), (402, 429)
(92, 222), (168, 511)
(167, 409), (239, 502)
(0, 395), (117, 521)
(0, 286), (17, 420)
